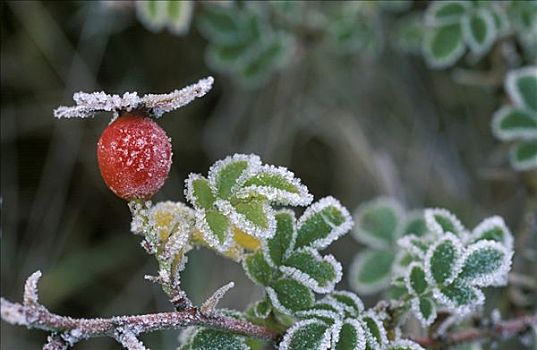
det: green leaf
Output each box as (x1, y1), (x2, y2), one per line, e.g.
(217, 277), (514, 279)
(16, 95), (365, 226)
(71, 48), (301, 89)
(424, 208), (465, 236)
(402, 211), (427, 237)
(510, 140), (537, 171)
(353, 198), (403, 249)
(243, 251), (276, 286)
(238, 33), (292, 86)
(187, 175), (215, 210)
(492, 107), (537, 141)
(267, 278), (314, 314)
(458, 241), (510, 287)
(240, 165), (312, 206)
(470, 216), (513, 251)
(136, 0), (167, 32)
(218, 197), (275, 239)
(425, 235), (462, 285)
(166, 0), (193, 35)
(251, 298), (272, 319)
(411, 297), (437, 327)
(423, 23), (465, 69)
(279, 319), (331, 350)
(406, 263), (428, 295)
(462, 8), (496, 55)
(386, 339), (425, 350)
(350, 250), (394, 295)
(426, 1), (470, 25)
(295, 197), (352, 250)
(197, 5), (245, 44)
(185, 327), (249, 350)
(209, 154), (258, 199)
(506, 66), (537, 113)
(328, 291), (364, 317)
(361, 313), (388, 349)
(281, 248), (342, 293)
(333, 319), (366, 350)
(436, 278), (484, 309)
(264, 210), (297, 267)
(201, 209), (232, 250)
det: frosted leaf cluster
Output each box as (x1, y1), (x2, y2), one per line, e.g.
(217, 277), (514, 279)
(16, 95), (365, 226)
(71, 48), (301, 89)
(242, 200), (352, 316)
(491, 66), (537, 171)
(349, 197), (427, 295)
(185, 154), (313, 254)
(280, 290), (424, 350)
(394, 208), (514, 327)
(53, 76), (214, 119)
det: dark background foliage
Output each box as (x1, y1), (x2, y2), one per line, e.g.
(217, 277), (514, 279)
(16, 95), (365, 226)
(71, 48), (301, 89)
(1, 1), (534, 349)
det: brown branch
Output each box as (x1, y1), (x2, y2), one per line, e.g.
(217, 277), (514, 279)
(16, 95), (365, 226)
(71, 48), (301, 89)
(1, 297), (278, 349)
(412, 313), (537, 348)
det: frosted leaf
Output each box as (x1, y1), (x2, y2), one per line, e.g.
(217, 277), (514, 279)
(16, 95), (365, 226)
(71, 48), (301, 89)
(469, 216), (513, 251)
(201, 282), (235, 313)
(180, 327), (249, 350)
(505, 66), (537, 113)
(457, 240), (512, 287)
(295, 196), (353, 250)
(279, 319), (332, 350)
(309, 298), (346, 317)
(280, 247), (342, 294)
(296, 309), (342, 325)
(424, 233), (463, 286)
(266, 278), (314, 314)
(404, 263), (428, 296)
(184, 174), (216, 211)
(207, 154), (261, 199)
(433, 279), (484, 313)
(331, 318), (366, 350)
(349, 250), (394, 295)
(195, 209), (234, 253)
(386, 339), (426, 350)
(53, 76), (214, 119)
(491, 106), (537, 141)
(250, 299), (272, 319)
(326, 291), (364, 317)
(360, 311), (388, 350)
(243, 250), (276, 286)
(397, 234), (430, 258)
(215, 199), (276, 239)
(352, 197), (404, 249)
(461, 8), (497, 55)
(262, 209), (297, 268)
(401, 210), (427, 237)
(425, 1), (470, 26)
(410, 296), (437, 327)
(424, 208), (466, 238)
(23, 271), (42, 307)
(237, 164), (313, 206)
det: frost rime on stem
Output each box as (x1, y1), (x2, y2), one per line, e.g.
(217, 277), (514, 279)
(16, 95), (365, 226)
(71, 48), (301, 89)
(54, 77), (214, 119)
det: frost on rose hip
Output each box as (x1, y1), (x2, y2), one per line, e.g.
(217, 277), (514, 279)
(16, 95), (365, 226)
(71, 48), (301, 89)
(97, 112), (172, 200)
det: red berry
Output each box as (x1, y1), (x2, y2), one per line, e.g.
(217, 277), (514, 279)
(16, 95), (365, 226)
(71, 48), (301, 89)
(97, 112), (172, 200)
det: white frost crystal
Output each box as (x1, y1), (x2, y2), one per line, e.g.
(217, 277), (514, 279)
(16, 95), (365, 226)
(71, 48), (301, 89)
(54, 76), (214, 119)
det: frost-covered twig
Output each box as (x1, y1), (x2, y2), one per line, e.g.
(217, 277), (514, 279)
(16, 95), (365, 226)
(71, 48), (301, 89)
(412, 313), (537, 348)
(53, 76), (214, 119)
(200, 282), (235, 314)
(0, 272), (278, 349)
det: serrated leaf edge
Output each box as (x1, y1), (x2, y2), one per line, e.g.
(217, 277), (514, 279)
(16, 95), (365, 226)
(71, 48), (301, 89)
(424, 232), (464, 286)
(278, 319), (332, 350)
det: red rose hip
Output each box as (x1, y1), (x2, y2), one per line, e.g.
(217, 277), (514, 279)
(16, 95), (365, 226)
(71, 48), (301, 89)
(97, 112), (172, 200)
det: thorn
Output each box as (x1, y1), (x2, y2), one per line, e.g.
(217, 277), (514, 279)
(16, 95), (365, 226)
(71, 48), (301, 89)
(23, 271), (42, 307)
(200, 282), (235, 314)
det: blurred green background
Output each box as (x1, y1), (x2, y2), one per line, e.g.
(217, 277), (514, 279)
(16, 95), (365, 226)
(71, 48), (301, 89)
(1, 1), (535, 349)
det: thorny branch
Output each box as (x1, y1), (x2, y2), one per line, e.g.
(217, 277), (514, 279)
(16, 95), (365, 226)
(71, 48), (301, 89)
(1, 272), (279, 350)
(412, 313), (537, 348)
